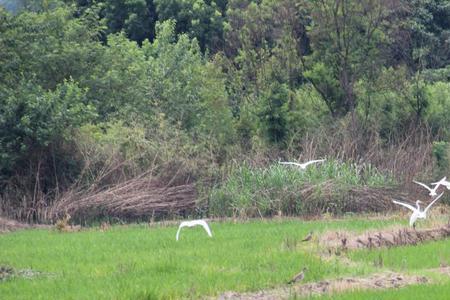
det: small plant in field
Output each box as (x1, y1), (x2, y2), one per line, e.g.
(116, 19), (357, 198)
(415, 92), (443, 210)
(55, 213), (81, 232)
(100, 222), (111, 232)
(55, 213), (71, 232)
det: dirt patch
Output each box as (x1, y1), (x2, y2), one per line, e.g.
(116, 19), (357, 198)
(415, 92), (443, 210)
(216, 272), (428, 300)
(0, 266), (14, 281)
(0, 265), (54, 281)
(433, 266), (450, 277)
(321, 224), (450, 253)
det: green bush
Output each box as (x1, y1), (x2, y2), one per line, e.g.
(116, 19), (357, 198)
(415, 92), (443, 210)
(355, 67), (414, 138)
(432, 141), (450, 176)
(425, 82), (450, 139)
(0, 79), (95, 176)
(208, 160), (396, 218)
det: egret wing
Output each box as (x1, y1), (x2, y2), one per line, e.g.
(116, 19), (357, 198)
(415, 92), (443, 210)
(198, 220), (213, 237)
(424, 192), (444, 213)
(301, 159), (326, 168)
(392, 200), (416, 212)
(279, 162), (302, 167)
(413, 180), (432, 192)
(176, 222), (187, 241)
(431, 176), (446, 185)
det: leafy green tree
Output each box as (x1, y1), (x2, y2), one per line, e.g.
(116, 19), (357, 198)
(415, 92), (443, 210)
(425, 81), (450, 138)
(101, 0), (157, 43)
(355, 67), (415, 139)
(0, 6), (105, 91)
(392, 0), (450, 71)
(258, 75), (289, 143)
(155, 0), (225, 52)
(142, 20), (234, 142)
(305, 0), (393, 117)
(83, 33), (149, 120)
(0, 79), (95, 177)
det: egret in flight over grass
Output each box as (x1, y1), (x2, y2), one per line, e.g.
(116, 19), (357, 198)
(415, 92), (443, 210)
(431, 176), (450, 190)
(279, 159), (326, 170)
(392, 192), (444, 228)
(176, 219), (213, 241)
(413, 180), (441, 196)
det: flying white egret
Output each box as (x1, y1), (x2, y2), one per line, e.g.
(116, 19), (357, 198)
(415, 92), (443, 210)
(392, 192), (444, 228)
(412, 180), (441, 196)
(279, 159), (326, 170)
(431, 177), (450, 190)
(176, 219), (212, 241)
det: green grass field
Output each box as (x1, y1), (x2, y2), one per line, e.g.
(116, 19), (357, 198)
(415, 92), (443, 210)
(0, 217), (449, 299)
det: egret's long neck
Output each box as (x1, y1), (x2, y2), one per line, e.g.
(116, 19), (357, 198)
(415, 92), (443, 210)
(416, 201), (421, 210)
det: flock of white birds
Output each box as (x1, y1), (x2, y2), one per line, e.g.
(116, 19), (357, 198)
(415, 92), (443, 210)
(175, 159), (450, 240)
(394, 177), (449, 228)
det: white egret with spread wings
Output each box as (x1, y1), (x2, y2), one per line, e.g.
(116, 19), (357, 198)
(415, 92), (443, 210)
(279, 159), (326, 170)
(392, 192), (444, 228)
(431, 176), (450, 190)
(413, 180), (441, 196)
(176, 219), (213, 241)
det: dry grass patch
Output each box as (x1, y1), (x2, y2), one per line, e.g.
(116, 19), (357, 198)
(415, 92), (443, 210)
(0, 217), (50, 233)
(320, 223), (450, 254)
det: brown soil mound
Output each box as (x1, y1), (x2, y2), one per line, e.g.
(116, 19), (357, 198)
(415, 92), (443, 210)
(217, 272), (428, 300)
(322, 224), (450, 253)
(50, 177), (197, 221)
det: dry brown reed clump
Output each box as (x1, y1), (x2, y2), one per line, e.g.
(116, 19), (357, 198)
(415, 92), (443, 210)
(55, 213), (81, 232)
(298, 182), (413, 215)
(50, 175), (197, 222)
(99, 221), (111, 232)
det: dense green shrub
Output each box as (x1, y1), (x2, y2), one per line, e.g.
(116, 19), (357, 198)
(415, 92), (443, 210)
(143, 20), (235, 143)
(432, 141), (450, 176)
(208, 160), (396, 218)
(355, 67), (415, 139)
(0, 80), (95, 177)
(425, 82), (450, 139)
